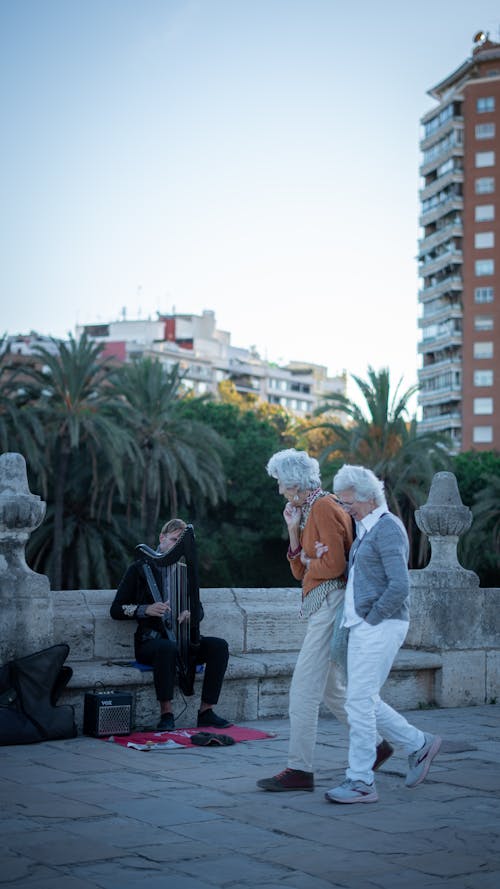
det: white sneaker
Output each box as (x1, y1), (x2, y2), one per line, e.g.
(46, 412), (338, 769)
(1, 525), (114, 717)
(325, 778), (378, 804)
(405, 733), (442, 788)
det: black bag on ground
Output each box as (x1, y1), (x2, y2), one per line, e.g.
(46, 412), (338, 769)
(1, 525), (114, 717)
(0, 643), (77, 745)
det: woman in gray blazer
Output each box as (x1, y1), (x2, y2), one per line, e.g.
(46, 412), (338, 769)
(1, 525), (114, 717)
(325, 464), (442, 805)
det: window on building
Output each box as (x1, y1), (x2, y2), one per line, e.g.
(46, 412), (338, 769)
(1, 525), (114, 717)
(475, 204), (495, 221)
(475, 151), (495, 167)
(476, 97), (495, 112)
(473, 426), (493, 443)
(422, 130), (463, 165)
(475, 177), (495, 194)
(474, 370), (493, 386)
(475, 259), (495, 275)
(423, 103), (457, 138)
(475, 231), (495, 248)
(473, 341), (494, 359)
(474, 287), (494, 303)
(474, 397), (493, 414)
(475, 123), (496, 139)
(474, 316), (494, 331)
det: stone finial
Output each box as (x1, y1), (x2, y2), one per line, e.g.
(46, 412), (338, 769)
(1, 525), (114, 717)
(0, 452), (46, 546)
(414, 471), (479, 588)
(0, 453), (52, 662)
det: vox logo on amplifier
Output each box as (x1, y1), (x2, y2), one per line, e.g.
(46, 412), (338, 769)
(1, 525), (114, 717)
(83, 691), (133, 737)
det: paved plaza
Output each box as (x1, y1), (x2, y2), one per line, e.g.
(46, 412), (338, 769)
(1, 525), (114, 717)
(1, 704), (499, 889)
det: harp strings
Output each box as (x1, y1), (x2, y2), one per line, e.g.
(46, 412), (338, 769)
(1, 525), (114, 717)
(166, 561), (189, 655)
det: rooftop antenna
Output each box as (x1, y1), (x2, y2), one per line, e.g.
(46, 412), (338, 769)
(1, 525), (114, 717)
(473, 30), (488, 45)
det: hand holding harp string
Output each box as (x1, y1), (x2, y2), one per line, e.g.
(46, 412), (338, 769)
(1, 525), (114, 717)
(144, 601), (190, 624)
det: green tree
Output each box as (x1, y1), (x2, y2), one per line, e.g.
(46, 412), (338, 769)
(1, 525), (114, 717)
(110, 358), (228, 544)
(310, 366), (451, 566)
(26, 448), (141, 589)
(22, 333), (136, 589)
(0, 336), (44, 469)
(177, 396), (295, 586)
(453, 450), (500, 586)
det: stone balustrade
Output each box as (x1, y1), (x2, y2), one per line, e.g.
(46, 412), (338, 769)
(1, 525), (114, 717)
(1, 453), (499, 731)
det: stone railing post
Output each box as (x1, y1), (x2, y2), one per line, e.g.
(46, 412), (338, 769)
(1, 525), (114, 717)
(408, 471), (485, 705)
(413, 471), (479, 589)
(0, 452), (53, 663)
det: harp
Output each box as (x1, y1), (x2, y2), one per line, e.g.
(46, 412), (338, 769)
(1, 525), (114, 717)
(135, 524), (201, 696)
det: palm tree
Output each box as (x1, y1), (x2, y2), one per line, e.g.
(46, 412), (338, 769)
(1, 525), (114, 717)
(109, 358), (228, 543)
(22, 332), (137, 589)
(0, 336), (45, 469)
(26, 443), (142, 589)
(459, 472), (500, 585)
(310, 366), (451, 566)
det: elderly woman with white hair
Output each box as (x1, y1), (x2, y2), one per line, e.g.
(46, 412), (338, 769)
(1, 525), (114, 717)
(324, 464), (442, 804)
(256, 447), (354, 792)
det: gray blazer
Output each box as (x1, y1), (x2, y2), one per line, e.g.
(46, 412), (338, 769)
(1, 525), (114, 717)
(350, 512), (410, 625)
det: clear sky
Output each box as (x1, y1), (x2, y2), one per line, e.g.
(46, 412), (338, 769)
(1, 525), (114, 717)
(1, 0), (499, 409)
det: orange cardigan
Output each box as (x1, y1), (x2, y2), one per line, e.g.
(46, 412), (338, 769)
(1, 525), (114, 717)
(287, 494), (353, 598)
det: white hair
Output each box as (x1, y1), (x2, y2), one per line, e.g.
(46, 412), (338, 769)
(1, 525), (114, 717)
(266, 448), (321, 491)
(333, 464), (386, 506)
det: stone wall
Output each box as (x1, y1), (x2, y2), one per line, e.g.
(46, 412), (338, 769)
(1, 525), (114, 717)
(1, 453), (499, 731)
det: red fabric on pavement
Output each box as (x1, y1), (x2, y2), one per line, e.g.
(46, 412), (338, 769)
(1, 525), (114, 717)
(104, 725), (275, 748)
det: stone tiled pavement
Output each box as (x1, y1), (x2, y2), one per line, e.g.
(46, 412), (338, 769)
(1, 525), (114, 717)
(1, 705), (499, 889)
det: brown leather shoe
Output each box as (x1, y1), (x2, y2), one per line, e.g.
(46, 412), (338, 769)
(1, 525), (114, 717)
(257, 768), (314, 791)
(373, 740), (394, 771)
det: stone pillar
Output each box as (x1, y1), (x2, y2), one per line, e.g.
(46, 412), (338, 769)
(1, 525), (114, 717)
(408, 471), (484, 706)
(414, 471), (479, 589)
(0, 452), (53, 663)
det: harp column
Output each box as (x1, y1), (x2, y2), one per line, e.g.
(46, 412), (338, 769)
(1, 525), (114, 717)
(0, 452), (54, 662)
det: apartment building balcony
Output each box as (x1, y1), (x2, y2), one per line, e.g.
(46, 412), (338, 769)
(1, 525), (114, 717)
(418, 275), (462, 302)
(419, 196), (463, 227)
(420, 113), (463, 152)
(228, 357), (265, 379)
(419, 248), (463, 279)
(418, 385), (462, 407)
(418, 411), (462, 434)
(419, 141), (464, 178)
(418, 219), (463, 253)
(418, 328), (462, 353)
(418, 355), (462, 378)
(230, 374), (261, 393)
(419, 303), (462, 327)
(419, 169), (463, 203)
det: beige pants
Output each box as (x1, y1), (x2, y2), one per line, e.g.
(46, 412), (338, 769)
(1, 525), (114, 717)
(288, 587), (347, 772)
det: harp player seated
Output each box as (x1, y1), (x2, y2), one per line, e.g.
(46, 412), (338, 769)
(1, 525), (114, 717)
(110, 518), (231, 731)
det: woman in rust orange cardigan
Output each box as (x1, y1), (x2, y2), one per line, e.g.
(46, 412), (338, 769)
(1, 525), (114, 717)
(257, 448), (393, 792)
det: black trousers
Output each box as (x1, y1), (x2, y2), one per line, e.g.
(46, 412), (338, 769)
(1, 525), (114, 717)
(135, 635), (229, 705)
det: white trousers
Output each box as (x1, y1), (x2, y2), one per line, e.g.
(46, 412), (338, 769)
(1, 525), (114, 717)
(288, 588), (347, 772)
(346, 619), (425, 785)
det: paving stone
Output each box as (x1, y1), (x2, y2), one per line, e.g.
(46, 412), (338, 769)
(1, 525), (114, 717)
(397, 850), (500, 877)
(0, 706), (498, 889)
(5, 829), (123, 865)
(174, 852), (292, 884)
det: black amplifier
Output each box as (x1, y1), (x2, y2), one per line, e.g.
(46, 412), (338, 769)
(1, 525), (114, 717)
(83, 691), (133, 737)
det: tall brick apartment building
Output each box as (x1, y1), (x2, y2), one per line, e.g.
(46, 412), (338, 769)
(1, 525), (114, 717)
(418, 32), (500, 451)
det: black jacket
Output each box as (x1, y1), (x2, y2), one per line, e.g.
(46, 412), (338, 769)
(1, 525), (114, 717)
(110, 560), (204, 646)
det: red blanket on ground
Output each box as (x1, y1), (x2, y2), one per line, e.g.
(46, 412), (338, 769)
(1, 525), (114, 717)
(104, 725), (275, 750)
